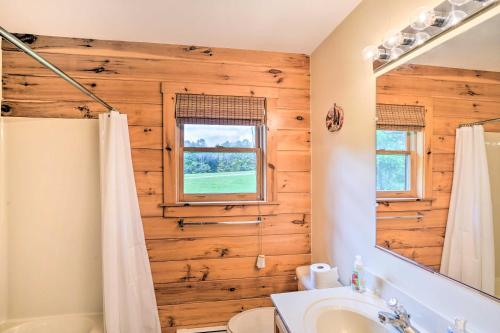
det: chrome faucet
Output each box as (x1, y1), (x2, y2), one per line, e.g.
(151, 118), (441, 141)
(378, 298), (420, 333)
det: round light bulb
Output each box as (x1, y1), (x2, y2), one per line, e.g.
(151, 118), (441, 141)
(362, 45), (380, 61)
(410, 6), (435, 30)
(390, 48), (404, 61)
(448, 0), (472, 5)
(415, 32), (431, 46)
(382, 30), (403, 49)
(447, 9), (467, 26)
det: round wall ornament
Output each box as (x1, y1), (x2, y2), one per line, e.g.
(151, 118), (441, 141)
(326, 103), (344, 132)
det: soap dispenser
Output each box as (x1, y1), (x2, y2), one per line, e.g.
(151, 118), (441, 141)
(351, 255), (365, 293)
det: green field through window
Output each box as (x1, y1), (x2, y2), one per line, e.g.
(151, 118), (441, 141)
(184, 170), (257, 194)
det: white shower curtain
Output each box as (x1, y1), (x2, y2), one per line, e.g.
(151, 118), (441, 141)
(99, 111), (161, 333)
(440, 125), (495, 294)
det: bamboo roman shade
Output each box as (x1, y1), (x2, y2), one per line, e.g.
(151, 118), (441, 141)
(376, 104), (425, 131)
(175, 93), (266, 125)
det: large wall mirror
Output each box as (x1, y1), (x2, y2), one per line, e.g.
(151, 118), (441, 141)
(375, 11), (500, 300)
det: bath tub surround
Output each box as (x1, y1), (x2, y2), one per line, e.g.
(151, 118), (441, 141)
(0, 313), (103, 333)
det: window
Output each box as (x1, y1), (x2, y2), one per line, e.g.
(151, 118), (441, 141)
(376, 130), (418, 198)
(376, 104), (425, 199)
(179, 124), (264, 201)
(175, 93), (266, 202)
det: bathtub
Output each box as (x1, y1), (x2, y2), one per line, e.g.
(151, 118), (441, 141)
(0, 314), (103, 333)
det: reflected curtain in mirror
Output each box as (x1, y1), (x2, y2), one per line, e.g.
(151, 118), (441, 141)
(441, 125), (495, 294)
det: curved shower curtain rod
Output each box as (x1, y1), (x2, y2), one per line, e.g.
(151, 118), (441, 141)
(0, 26), (116, 113)
(459, 117), (500, 128)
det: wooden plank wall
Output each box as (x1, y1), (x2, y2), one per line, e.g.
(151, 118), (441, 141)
(1, 34), (311, 332)
(376, 64), (500, 271)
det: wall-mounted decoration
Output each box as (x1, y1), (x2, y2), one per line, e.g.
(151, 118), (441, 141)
(326, 103), (344, 132)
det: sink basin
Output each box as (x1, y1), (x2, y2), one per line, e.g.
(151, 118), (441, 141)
(304, 297), (400, 333)
(314, 309), (391, 333)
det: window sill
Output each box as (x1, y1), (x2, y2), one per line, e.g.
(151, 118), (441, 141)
(160, 201), (279, 207)
(376, 197), (420, 202)
(376, 197), (434, 203)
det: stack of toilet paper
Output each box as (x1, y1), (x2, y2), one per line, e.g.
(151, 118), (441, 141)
(296, 263), (342, 290)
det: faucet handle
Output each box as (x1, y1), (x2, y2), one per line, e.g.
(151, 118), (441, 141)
(387, 297), (399, 309)
(387, 298), (409, 317)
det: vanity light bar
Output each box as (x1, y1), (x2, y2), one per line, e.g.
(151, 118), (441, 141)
(363, 0), (499, 70)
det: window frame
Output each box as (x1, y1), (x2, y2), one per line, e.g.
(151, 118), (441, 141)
(376, 130), (418, 199)
(161, 82), (279, 212)
(177, 119), (266, 203)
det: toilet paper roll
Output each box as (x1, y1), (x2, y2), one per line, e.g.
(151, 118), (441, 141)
(310, 263), (340, 289)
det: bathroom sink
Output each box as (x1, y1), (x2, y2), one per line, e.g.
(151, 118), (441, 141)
(303, 297), (401, 333)
(272, 287), (428, 333)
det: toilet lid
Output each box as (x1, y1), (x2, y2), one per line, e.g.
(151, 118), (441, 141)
(227, 307), (275, 333)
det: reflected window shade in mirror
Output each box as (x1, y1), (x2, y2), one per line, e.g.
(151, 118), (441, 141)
(175, 93), (266, 125)
(376, 104), (425, 132)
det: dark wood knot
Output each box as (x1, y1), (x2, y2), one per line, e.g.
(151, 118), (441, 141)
(202, 49), (213, 56)
(13, 33), (37, 44)
(296, 115), (304, 121)
(1, 103), (12, 114)
(92, 66), (106, 73)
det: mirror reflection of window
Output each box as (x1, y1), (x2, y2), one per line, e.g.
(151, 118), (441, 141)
(375, 104), (425, 199)
(376, 130), (417, 197)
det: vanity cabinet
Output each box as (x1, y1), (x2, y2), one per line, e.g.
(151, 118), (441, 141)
(274, 311), (290, 333)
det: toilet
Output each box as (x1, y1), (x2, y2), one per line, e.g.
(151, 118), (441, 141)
(226, 265), (342, 333)
(227, 307), (275, 333)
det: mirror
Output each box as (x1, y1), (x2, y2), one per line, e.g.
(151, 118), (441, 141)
(375, 12), (500, 300)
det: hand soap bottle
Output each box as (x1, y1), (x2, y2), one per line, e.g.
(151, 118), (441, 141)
(351, 255), (365, 293)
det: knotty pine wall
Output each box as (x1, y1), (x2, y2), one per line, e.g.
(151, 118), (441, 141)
(1, 34), (311, 332)
(376, 64), (500, 271)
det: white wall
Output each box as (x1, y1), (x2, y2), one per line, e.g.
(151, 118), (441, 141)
(485, 132), (500, 296)
(0, 39), (8, 324)
(4, 118), (102, 319)
(311, 0), (500, 332)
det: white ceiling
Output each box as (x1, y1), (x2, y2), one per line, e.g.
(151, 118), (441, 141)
(410, 13), (500, 72)
(0, 0), (361, 54)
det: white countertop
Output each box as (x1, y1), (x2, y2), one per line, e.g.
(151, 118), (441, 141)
(271, 287), (390, 333)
